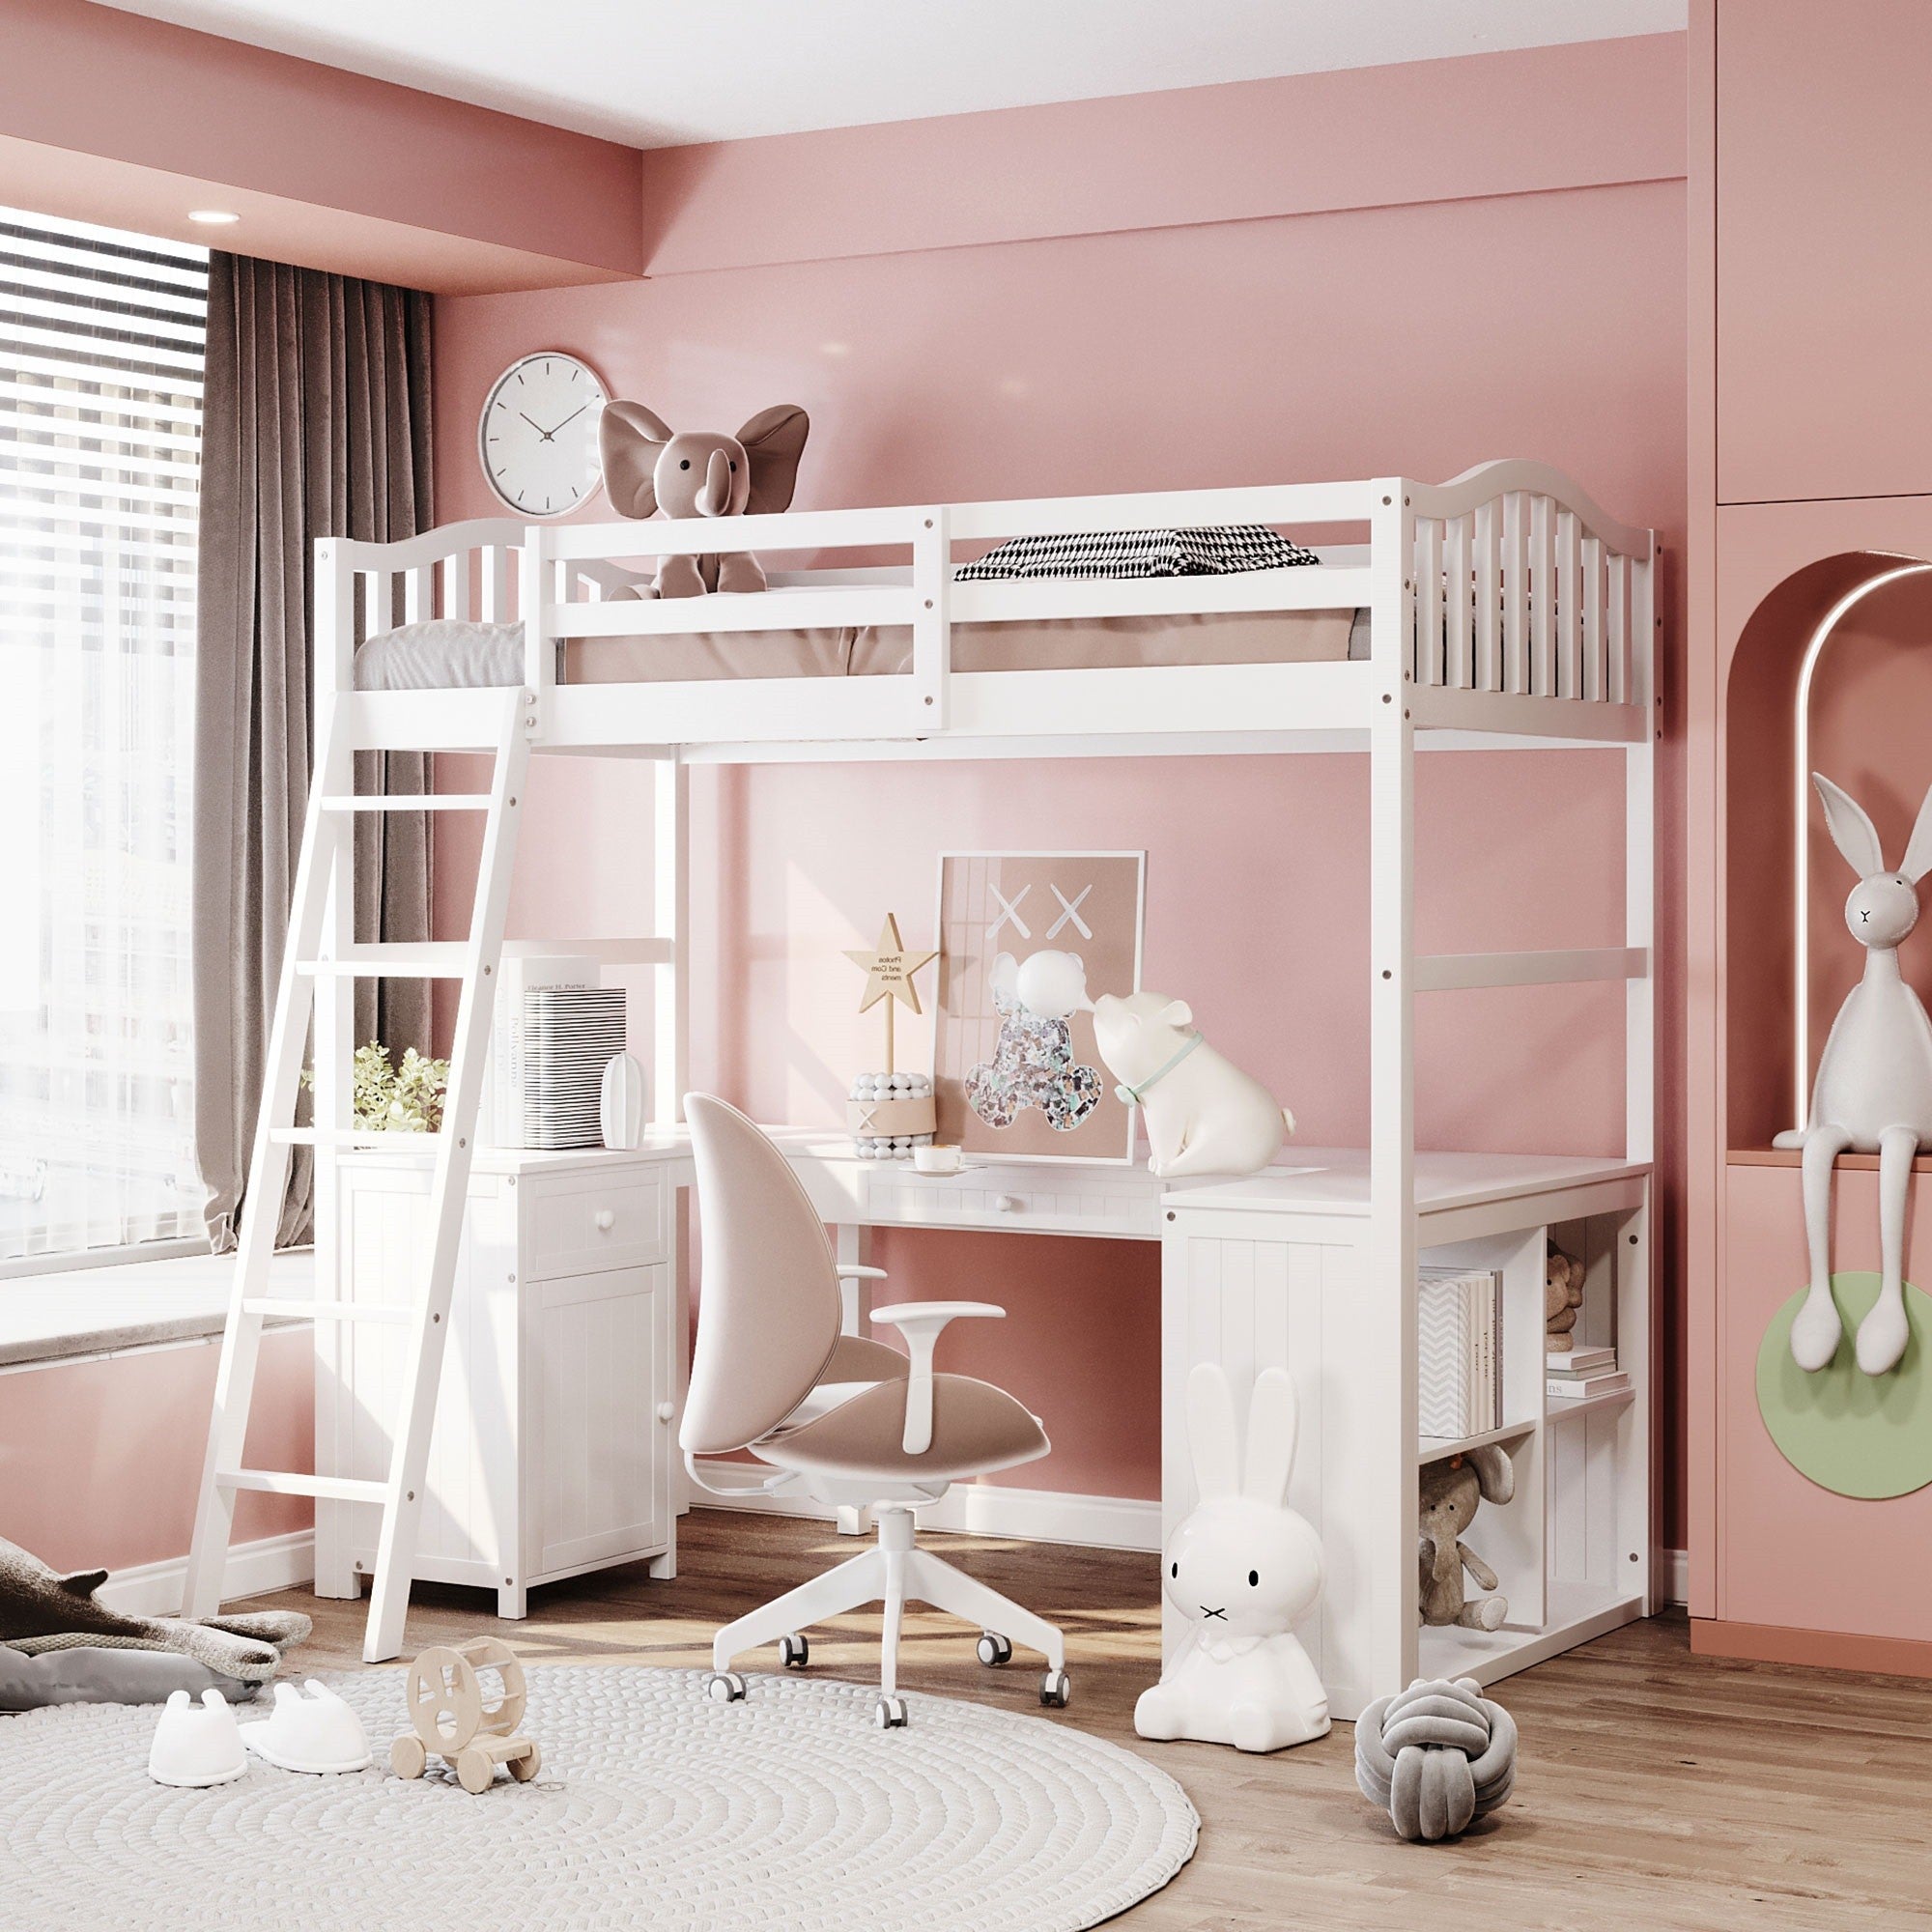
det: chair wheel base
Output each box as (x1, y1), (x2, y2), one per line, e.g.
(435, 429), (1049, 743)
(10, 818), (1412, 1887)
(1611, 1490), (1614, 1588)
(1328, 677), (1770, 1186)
(1039, 1669), (1072, 1710)
(706, 1671), (748, 1703)
(874, 1693), (909, 1730)
(780, 1633), (810, 1669)
(977, 1632), (1013, 1667)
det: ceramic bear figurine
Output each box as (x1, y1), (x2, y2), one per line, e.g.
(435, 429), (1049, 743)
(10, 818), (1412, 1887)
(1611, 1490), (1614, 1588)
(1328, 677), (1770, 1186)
(1134, 1362), (1329, 1753)
(1772, 774), (1932, 1377)
(1092, 990), (1293, 1178)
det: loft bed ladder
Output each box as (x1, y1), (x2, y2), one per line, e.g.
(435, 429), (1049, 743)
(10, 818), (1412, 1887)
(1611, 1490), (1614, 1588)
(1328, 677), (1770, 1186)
(181, 684), (532, 1663)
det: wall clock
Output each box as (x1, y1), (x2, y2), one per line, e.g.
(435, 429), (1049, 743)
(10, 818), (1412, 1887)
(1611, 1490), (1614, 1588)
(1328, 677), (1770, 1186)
(476, 352), (610, 518)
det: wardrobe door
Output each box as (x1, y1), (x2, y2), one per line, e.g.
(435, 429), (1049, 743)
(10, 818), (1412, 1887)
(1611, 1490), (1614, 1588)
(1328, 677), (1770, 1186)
(1716, 0), (1932, 504)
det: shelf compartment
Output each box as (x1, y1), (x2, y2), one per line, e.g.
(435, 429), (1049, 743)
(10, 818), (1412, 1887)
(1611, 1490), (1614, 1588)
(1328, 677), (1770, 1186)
(1418, 1580), (1645, 1687)
(1545, 1385), (1635, 1426)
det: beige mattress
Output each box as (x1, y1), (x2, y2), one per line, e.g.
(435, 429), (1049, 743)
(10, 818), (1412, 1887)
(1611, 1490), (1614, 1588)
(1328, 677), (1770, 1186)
(353, 609), (1362, 692)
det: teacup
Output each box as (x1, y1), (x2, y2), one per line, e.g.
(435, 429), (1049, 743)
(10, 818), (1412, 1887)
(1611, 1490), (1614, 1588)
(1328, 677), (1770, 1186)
(913, 1144), (963, 1175)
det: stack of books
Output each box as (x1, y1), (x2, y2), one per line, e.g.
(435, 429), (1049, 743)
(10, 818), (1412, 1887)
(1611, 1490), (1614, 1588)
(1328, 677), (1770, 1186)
(519, 985), (629, 1150)
(1546, 1345), (1629, 1402)
(1417, 1266), (1503, 1437)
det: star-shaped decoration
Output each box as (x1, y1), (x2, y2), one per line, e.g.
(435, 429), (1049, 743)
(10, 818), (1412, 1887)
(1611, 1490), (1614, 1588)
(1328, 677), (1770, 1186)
(844, 914), (937, 1016)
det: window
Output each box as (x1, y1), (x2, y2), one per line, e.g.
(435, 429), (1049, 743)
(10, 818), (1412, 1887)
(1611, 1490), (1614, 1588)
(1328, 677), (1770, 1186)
(0, 209), (207, 1266)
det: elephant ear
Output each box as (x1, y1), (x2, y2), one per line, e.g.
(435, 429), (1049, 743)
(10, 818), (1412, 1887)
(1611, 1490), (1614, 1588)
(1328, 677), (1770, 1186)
(1467, 1444), (1515, 1505)
(737, 404), (810, 515)
(600, 401), (674, 520)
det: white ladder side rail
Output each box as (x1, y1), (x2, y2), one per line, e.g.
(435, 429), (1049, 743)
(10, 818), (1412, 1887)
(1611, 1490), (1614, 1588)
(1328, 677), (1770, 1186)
(181, 702), (353, 1619)
(362, 690), (531, 1662)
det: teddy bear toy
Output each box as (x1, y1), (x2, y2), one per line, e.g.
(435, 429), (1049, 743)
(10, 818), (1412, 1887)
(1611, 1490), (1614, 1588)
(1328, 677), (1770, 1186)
(1417, 1445), (1513, 1632)
(1133, 1361), (1329, 1753)
(1545, 1243), (1585, 1354)
(1092, 989), (1294, 1179)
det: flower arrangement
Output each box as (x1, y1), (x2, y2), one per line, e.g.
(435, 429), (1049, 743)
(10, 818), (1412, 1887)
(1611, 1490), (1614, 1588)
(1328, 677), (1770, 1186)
(301, 1041), (450, 1134)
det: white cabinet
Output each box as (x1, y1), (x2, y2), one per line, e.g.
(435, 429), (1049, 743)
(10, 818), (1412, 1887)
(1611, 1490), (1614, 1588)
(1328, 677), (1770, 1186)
(314, 1146), (682, 1618)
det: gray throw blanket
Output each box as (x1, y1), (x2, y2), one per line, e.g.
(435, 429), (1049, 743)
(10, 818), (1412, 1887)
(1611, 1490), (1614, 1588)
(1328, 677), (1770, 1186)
(0, 1535), (311, 1683)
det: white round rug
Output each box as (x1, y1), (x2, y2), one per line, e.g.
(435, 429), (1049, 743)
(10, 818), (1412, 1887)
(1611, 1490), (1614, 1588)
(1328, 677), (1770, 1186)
(6, 1666), (1197, 1931)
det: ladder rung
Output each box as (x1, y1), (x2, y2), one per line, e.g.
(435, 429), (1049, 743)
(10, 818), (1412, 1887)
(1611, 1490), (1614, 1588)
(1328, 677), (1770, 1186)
(219, 1469), (388, 1504)
(321, 794), (494, 812)
(296, 944), (470, 978)
(270, 1127), (444, 1149)
(242, 1298), (416, 1324)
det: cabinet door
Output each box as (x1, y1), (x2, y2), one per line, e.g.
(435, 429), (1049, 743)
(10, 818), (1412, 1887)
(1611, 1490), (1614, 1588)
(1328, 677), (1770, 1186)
(1717, 0), (1932, 502)
(526, 1264), (671, 1578)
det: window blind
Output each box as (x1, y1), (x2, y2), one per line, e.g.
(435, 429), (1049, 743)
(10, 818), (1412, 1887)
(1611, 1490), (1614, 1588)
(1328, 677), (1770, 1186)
(0, 209), (208, 1264)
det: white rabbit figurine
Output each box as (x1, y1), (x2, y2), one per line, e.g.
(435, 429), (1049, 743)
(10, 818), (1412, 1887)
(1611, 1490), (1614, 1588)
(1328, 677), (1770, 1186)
(1773, 774), (1932, 1376)
(1133, 1361), (1329, 1753)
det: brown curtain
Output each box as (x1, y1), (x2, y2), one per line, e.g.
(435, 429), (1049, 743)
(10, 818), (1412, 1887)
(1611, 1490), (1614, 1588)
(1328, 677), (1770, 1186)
(193, 256), (435, 1249)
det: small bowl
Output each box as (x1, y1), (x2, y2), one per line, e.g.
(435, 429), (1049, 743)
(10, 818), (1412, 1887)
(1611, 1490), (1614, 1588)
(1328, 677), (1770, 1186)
(912, 1144), (964, 1175)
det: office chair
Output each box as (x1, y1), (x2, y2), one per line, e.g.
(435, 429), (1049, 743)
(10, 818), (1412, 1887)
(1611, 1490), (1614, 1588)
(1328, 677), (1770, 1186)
(680, 1094), (1070, 1727)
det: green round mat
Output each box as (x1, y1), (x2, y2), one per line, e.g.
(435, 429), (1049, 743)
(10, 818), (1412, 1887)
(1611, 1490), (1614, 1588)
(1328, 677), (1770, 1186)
(1756, 1272), (1932, 1499)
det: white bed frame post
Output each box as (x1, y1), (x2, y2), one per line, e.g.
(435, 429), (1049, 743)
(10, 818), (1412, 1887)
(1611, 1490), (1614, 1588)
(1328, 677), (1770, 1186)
(1367, 480), (1421, 1694)
(654, 754), (691, 1131)
(311, 538), (357, 1599)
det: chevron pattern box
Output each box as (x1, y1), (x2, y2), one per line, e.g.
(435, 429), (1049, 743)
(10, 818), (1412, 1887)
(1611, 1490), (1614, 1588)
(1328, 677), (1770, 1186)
(1417, 1267), (1503, 1438)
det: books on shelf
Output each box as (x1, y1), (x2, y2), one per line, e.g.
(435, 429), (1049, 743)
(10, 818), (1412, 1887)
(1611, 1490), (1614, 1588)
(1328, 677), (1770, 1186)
(1548, 1343), (1616, 1374)
(1417, 1266), (1502, 1437)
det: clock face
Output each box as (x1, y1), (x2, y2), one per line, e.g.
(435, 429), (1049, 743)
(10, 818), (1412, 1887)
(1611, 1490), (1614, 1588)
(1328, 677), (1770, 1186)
(477, 353), (609, 517)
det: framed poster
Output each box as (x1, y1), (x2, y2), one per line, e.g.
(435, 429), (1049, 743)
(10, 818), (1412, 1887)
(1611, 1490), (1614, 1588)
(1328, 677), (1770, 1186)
(932, 850), (1147, 1164)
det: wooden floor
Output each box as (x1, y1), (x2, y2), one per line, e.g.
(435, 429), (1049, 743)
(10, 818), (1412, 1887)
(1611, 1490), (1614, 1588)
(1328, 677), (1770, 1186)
(265, 1510), (1932, 1930)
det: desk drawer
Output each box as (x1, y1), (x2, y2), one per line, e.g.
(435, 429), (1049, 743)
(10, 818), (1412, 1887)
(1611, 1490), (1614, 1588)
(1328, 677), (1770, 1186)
(526, 1167), (668, 1279)
(863, 1166), (1161, 1240)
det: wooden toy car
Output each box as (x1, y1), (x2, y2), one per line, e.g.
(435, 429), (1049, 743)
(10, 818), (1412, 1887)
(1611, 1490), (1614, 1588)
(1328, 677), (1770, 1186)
(389, 1636), (540, 1793)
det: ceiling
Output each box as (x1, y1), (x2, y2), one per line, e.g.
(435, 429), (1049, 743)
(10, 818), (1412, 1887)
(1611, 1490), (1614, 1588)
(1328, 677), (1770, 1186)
(97, 0), (1687, 149)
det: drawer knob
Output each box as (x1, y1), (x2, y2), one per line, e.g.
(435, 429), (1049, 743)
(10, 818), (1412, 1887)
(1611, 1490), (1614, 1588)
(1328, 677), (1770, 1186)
(656, 1402), (675, 1424)
(995, 1194), (1024, 1214)
(595, 1208), (616, 1232)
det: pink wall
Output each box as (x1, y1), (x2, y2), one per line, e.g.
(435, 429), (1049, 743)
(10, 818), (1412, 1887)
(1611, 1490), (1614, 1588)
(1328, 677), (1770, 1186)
(0, 0), (641, 291)
(0, 1332), (312, 1575)
(434, 41), (1690, 1530)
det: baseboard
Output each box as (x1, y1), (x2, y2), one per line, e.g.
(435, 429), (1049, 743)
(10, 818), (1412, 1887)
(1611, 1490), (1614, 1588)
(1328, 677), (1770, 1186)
(1690, 1614), (1932, 1680)
(95, 1530), (315, 1618)
(691, 1463), (1161, 1552)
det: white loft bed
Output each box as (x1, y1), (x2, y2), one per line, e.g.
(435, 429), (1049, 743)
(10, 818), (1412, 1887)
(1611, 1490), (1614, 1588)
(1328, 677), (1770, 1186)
(185, 459), (1658, 1686)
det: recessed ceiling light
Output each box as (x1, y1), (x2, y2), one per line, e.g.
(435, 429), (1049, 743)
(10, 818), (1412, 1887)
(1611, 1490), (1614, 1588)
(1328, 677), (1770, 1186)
(187, 210), (240, 225)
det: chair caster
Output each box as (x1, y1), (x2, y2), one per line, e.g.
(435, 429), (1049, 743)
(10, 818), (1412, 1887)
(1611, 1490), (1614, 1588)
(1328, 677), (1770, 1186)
(779, 1633), (810, 1669)
(1039, 1669), (1072, 1710)
(874, 1693), (909, 1730)
(706, 1671), (748, 1703)
(976, 1632), (1012, 1667)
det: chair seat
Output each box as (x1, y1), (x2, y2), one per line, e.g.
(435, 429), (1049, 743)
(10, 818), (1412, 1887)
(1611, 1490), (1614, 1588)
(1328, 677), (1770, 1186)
(757, 1372), (1049, 1483)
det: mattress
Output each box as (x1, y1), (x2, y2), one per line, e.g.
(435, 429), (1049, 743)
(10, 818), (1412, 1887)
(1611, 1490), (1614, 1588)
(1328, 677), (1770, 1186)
(353, 604), (1365, 691)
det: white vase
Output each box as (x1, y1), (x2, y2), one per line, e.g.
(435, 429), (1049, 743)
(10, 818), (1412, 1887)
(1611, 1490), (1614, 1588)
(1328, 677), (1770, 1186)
(600, 1052), (647, 1151)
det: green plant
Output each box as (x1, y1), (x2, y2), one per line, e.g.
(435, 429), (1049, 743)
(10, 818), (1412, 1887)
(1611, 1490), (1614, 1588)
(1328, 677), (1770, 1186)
(301, 1041), (450, 1134)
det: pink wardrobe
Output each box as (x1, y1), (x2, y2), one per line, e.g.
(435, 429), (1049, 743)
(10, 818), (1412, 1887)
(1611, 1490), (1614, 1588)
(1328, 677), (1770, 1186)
(1690, 0), (1932, 1674)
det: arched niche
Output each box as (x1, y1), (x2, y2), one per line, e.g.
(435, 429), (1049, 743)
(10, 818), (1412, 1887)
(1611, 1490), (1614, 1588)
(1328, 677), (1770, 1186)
(1725, 551), (1932, 1151)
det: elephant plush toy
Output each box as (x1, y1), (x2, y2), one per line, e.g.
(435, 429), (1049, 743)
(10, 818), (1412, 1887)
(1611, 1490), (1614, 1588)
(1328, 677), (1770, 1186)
(598, 400), (810, 597)
(1417, 1446), (1513, 1632)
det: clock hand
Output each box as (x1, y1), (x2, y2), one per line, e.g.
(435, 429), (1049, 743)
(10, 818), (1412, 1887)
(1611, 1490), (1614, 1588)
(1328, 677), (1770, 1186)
(517, 411), (554, 441)
(547, 405), (588, 434)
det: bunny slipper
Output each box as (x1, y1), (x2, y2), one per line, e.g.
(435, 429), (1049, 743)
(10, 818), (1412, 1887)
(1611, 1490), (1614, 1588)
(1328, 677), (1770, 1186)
(1773, 774), (1932, 1377)
(241, 1679), (373, 1775)
(148, 1687), (248, 1788)
(1134, 1362), (1330, 1753)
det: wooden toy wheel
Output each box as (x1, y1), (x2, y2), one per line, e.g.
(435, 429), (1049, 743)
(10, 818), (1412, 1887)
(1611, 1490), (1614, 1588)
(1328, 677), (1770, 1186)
(508, 1742), (542, 1783)
(389, 1733), (427, 1779)
(456, 1745), (496, 1795)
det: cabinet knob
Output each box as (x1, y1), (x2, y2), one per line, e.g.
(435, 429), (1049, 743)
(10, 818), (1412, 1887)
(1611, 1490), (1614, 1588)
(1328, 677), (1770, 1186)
(595, 1208), (615, 1231)
(995, 1193), (1024, 1214)
(656, 1402), (675, 1424)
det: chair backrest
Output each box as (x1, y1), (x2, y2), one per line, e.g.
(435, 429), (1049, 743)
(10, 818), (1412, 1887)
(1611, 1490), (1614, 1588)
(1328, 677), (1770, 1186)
(681, 1094), (843, 1456)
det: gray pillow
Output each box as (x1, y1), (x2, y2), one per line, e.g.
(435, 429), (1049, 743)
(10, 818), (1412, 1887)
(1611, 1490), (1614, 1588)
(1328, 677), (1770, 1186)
(0, 1642), (260, 1712)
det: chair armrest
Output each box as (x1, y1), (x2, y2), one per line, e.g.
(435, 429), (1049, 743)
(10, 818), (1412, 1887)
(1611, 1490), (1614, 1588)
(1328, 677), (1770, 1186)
(836, 1264), (889, 1280)
(869, 1302), (1007, 1454)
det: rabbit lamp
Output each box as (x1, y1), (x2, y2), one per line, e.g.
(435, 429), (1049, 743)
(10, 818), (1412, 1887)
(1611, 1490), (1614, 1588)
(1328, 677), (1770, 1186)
(1133, 1361), (1330, 1753)
(1772, 774), (1932, 1376)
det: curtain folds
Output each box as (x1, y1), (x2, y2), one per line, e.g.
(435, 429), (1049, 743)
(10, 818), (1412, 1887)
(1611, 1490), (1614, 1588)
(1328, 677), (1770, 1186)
(193, 257), (435, 1249)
